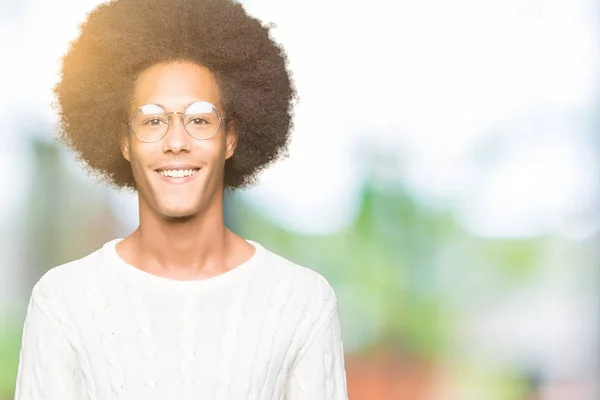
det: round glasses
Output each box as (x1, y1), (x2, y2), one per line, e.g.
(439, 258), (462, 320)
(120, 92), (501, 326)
(129, 101), (223, 143)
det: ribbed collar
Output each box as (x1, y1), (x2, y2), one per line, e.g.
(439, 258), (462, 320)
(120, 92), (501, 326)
(101, 238), (266, 293)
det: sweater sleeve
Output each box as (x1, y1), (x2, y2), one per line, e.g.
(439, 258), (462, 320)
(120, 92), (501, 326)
(285, 296), (348, 400)
(14, 285), (84, 400)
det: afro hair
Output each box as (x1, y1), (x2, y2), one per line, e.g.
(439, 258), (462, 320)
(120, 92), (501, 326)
(54, 0), (296, 190)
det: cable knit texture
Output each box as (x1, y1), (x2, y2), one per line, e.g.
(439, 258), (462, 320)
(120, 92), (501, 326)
(15, 239), (348, 400)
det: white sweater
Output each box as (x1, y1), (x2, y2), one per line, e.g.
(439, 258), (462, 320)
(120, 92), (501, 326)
(15, 239), (348, 400)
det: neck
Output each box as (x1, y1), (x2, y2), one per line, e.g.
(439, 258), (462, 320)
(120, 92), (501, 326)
(132, 191), (233, 277)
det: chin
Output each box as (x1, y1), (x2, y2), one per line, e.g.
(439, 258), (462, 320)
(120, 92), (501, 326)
(141, 184), (215, 220)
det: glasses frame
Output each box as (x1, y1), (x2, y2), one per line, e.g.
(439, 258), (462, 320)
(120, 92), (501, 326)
(128, 101), (223, 143)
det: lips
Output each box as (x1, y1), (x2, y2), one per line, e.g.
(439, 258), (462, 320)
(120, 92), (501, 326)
(158, 168), (200, 178)
(155, 164), (202, 182)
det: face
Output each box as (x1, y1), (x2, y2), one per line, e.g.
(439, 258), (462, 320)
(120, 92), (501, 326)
(121, 61), (236, 220)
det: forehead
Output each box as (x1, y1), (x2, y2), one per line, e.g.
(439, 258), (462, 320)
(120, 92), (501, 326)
(131, 61), (221, 111)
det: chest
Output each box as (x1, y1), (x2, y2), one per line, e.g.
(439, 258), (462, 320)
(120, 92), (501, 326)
(65, 285), (303, 400)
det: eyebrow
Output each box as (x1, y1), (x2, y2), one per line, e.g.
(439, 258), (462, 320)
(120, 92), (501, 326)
(147, 101), (214, 112)
(155, 102), (193, 112)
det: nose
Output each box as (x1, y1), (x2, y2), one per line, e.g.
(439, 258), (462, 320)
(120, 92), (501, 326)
(162, 112), (191, 153)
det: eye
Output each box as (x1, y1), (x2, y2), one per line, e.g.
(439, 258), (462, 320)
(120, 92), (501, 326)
(188, 117), (209, 125)
(144, 118), (167, 126)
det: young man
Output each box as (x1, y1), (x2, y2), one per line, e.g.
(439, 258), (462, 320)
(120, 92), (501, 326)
(14, 0), (348, 398)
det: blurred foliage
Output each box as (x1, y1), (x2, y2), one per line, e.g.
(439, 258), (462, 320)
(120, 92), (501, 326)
(228, 180), (545, 362)
(0, 320), (21, 399)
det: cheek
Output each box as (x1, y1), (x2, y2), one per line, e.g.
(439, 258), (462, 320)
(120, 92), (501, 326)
(128, 145), (158, 175)
(195, 140), (227, 162)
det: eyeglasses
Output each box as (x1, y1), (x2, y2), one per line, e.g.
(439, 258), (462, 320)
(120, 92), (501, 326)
(129, 101), (223, 143)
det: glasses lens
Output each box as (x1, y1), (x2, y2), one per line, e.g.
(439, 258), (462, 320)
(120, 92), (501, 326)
(132, 104), (168, 142)
(183, 101), (221, 140)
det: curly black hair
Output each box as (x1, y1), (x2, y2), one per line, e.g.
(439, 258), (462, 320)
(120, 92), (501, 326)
(54, 0), (295, 190)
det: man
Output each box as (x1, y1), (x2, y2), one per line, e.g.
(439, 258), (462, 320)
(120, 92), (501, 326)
(14, 0), (348, 398)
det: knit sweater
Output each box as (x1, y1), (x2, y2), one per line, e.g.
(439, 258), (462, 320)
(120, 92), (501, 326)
(14, 239), (348, 400)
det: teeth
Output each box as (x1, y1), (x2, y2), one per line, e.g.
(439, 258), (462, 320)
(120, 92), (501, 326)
(159, 169), (199, 178)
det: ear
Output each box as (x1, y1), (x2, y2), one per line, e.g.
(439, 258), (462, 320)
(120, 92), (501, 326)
(225, 122), (238, 160)
(121, 132), (131, 162)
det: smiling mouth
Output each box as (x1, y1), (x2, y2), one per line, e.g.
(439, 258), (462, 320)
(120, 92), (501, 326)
(157, 168), (201, 178)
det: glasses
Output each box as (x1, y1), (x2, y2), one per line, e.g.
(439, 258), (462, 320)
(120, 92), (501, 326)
(129, 101), (223, 143)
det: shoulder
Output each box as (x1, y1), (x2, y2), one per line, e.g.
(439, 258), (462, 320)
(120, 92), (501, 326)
(254, 243), (342, 357)
(256, 242), (339, 314)
(30, 242), (108, 302)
